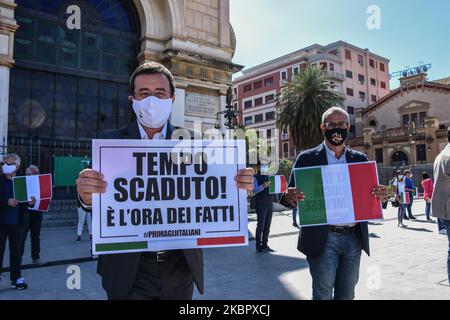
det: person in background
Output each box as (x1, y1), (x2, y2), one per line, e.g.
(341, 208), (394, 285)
(421, 172), (434, 223)
(404, 170), (417, 220)
(20, 165), (46, 266)
(0, 153), (35, 290)
(431, 127), (450, 283)
(393, 170), (408, 228)
(76, 196), (92, 242)
(292, 207), (299, 228)
(253, 164), (275, 253)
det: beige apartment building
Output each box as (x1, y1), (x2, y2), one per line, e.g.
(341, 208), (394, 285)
(347, 73), (450, 167)
(233, 41), (390, 160)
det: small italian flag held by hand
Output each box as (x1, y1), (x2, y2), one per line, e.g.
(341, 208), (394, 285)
(269, 175), (287, 194)
(30, 198), (51, 212)
(400, 191), (410, 205)
(13, 174), (52, 204)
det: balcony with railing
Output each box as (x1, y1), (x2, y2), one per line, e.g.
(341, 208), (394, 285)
(325, 71), (345, 81)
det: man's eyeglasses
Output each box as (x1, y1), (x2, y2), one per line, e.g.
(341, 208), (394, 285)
(324, 122), (349, 130)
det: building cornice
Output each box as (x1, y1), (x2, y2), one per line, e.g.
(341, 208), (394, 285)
(0, 0), (17, 10)
(0, 21), (18, 33)
(363, 81), (450, 115)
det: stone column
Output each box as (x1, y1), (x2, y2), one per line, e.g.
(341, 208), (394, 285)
(0, 66), (10, 150)
(0, 0), (18, 153)
(171, 87), (186, 128)
(219, 0), (231, 48)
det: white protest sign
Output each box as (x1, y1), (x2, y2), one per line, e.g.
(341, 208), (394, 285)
(92, 139), (248, 255)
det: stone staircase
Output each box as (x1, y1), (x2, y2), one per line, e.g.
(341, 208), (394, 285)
(42, 199), (79, 229)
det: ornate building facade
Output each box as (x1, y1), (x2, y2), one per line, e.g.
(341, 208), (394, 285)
(348, 73), (450, 167)
(0, 0), (242, 163)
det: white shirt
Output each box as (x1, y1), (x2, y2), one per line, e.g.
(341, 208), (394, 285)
(392, 178), (406, 193)
(323, 142), (357, 228)
(137, 121), (168, 140)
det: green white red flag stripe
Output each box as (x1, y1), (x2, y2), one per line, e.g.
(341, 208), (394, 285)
(30, 198), (51, 212)
(269, 175), (287, 194)
(13, 174), (52, 203)
(294, 162), (383, 226)
(400, 191), (410, 204)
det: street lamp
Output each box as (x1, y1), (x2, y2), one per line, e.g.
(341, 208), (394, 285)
(215, 86), (242, 130)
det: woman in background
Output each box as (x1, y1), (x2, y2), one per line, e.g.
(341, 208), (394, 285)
(421, 172), (434, 223)
(393, 170), (408, 228)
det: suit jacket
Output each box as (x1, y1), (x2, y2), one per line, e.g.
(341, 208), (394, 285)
(95, 121), (204, 299)
(280, 143), (370, 258)
(432, 144), (450, 220)
(0, 174), (29, 226)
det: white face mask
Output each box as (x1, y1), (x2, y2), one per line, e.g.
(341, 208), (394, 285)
(132, 96), (173, 129)
(398, 175), (404, 180)
(2, 163), (17, 175)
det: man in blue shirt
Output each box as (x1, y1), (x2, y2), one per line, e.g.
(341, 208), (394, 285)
(0, 153), (35, 290)
(404, 169), (417, 220)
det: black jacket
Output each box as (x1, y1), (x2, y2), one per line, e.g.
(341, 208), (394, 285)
(95, 121), (204, 299)
(280, 143), (370, 258)
(0, 174), (29, 226)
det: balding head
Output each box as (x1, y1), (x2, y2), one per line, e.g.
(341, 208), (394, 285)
(321, 107), (350, 124)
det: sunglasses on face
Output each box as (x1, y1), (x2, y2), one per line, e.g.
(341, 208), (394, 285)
(1, 162), (16, 166)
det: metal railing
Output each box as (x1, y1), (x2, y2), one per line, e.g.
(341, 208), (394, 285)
(3, 137), (92, 200)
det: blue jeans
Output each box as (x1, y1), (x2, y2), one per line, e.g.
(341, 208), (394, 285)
(438, 218), (448, 232)
(307, 231), (362, 300)
(425, 202), (431, 220)
(398, 204), (407, 225)
(442, 220), (450, 284)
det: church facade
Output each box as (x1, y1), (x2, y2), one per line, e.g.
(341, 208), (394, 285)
(0, 0), (241, 170)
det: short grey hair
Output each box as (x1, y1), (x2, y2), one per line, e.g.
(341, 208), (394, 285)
(26, 165), (40, 175)
(321, 107), (350, 124)
(3, 153), (21, 167)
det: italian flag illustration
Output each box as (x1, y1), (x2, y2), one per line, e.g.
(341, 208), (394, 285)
(13, 174), (53, 207)
(269, 175), (287, 194)
(294, 162), (383, 226)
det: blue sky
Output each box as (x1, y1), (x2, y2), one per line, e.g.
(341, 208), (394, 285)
(230, 0), (450, 88)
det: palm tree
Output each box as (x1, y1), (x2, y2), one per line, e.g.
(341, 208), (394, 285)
(276, 65), (344, 151)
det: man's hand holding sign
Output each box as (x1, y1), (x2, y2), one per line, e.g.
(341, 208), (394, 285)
(78, 139), (253, 255)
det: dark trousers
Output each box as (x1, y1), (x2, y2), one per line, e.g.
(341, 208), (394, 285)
(21, 211), (43, 261)
(438, 219), (448, 232)
(0, 224), (25, 282)
(405, 193), (414, 217)
(255, 205), (273, 249)
(126, 251), (194, 300)
(425, 202), (431, 220)
(443, 220), (450, 284)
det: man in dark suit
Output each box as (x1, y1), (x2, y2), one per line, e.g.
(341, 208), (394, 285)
(281, 107), (388, 300)
(76, 62), (254, 300)
(0, 153), (35, 290)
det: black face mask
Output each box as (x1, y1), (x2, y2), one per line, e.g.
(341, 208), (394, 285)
(325, 128), (348, 146)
